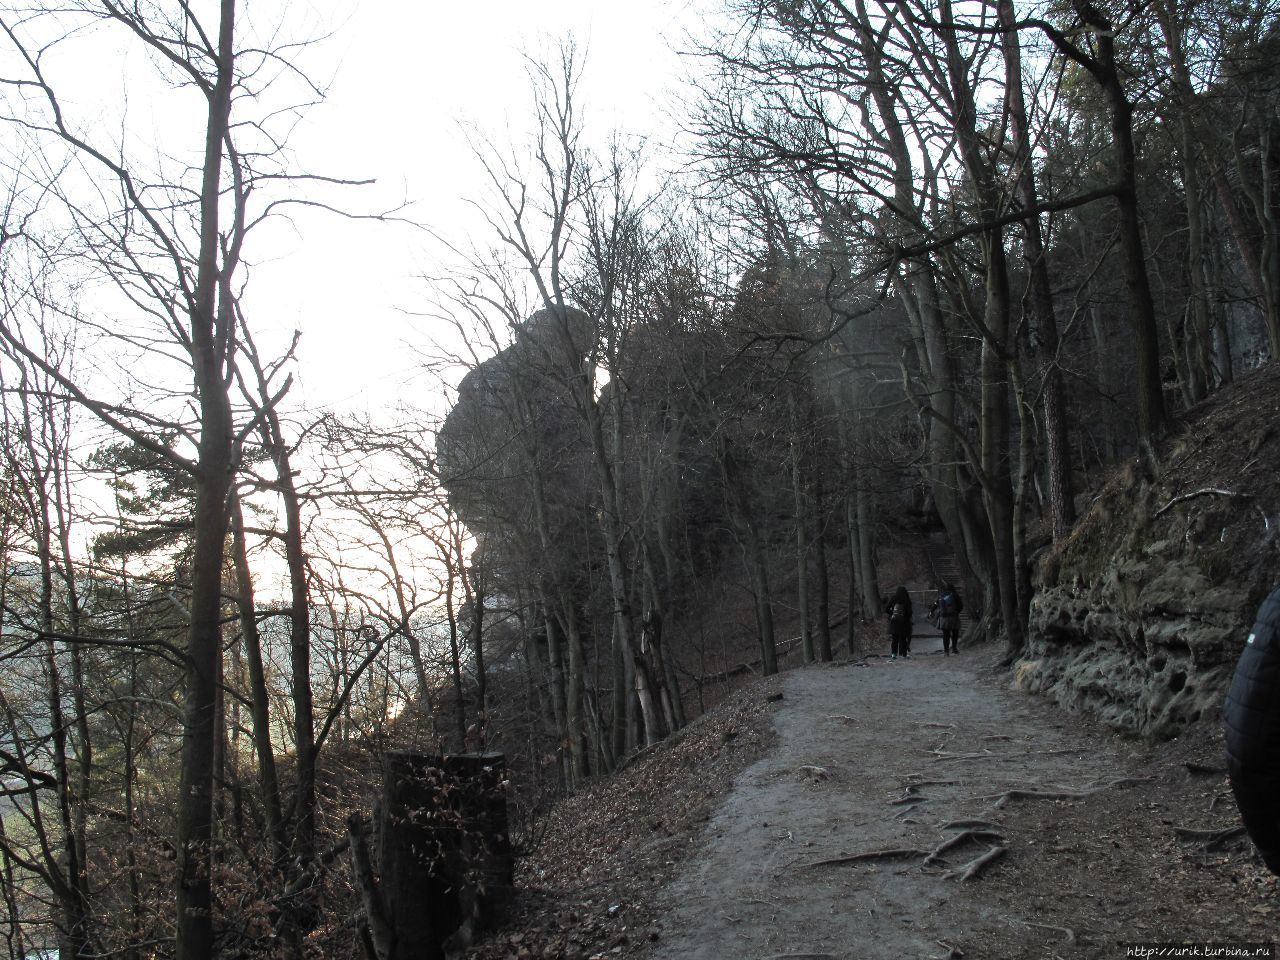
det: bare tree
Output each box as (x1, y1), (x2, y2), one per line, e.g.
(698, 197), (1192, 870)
(0, 3), (370, 954)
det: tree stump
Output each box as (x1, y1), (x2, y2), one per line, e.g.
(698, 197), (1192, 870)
(378, 752), (513, 960)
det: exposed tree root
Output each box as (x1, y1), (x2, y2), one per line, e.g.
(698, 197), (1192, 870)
(939, 819), (1002, 832)
(801, 847), (929, 868)
(970, 777), (1150, 808)
(986, 788), (1086, 808)
(1183, 761), (1225, 776)
(923, 830), (1004, 866)
(1174, 824), (1247, 849)
(803, 828), (1005, 873)
(932, 748), (1083, 762)
(943, 845), (1006, 880)
(1004, 916), (1077, 944)
(1154, 487), (1251, 518)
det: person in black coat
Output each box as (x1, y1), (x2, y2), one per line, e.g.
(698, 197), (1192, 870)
(1224, 586), (1280, 875)
(885, 585), (913, 660)
(929, 582), (964, 656)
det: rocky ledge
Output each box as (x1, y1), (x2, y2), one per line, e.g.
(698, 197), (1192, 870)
(1015, 557), (1251, 737)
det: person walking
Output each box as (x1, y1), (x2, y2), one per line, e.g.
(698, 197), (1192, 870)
(1224, 586), (1280, 875)
(886, 586), (913, 660)
(930, 582), (964, 656)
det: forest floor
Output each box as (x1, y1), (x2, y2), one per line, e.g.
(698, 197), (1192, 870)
(468, 634), (1280, 960)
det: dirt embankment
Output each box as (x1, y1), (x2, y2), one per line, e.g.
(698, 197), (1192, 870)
(1020, 362), (1280, 737)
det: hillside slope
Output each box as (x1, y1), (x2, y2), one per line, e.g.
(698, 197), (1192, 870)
(465, 675), (783, 959)
(1018, 362), (1280, 736)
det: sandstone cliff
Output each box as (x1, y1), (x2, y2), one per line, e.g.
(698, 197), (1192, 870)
(1016, 362), (1280, 737)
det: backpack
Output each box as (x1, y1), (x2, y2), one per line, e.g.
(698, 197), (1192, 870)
(890, 601), (908, 622)
(939, 592), (957, 617)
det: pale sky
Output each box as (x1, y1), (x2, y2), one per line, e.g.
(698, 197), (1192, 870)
(249, 0), (706, 417)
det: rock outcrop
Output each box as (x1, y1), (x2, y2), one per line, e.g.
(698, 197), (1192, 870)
(1015, 363), (1280, 738)
(1018, 558), (1251, 736)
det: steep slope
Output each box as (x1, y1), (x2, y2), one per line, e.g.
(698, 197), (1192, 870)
(464, 675), (783, 959)
(1018, 362), (1280, 735)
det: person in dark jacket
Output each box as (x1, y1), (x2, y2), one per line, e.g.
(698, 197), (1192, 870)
(886, 586), (913, 660)
(929, 583), (964, 656)
(1224, 587), (1280, 875)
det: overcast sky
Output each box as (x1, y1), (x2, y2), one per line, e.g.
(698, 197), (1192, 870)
(250, 0), (705, 416)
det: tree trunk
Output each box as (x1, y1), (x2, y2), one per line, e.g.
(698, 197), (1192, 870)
(836, 387), (875, 653)
(1226, 96), (1280, 357)
(812, 476), (833, 662)
(1213, 165), (1267, 309)
(520, 410), (578, 779)
(36, 512), (91, 958)
(560, 598), (587, 783)
(999, 0), (1077, 538)
(642, 544), (686, 726)
(853, 455), (881, 618)
(462, 563), (488, 748)
(175, 4), (237, 956)
(1081, 0), (1168, 444)
(610, 615), (628, 761)
(266, 440), (315, 870)
(896, 266), (983, 589)
(845, 488), (863, 655)
(982, 311), (1025, 655)
(541, 595), (570, 786)
(1140, 48), (1207, 403)
(1011, 357), (1036, 636)
(790, 391), (814, 664)
(118, 570), (143, 960)
(941, 0), (1024, 654)
(1208, 221), (1235, 385)
(1256, 126), (1280, 359)
(230, 495), (286, 863)
(856, 0), (983, 583)
(584, 376), (662, 747)
(445, 569), (468, 749)
(743, 521), (779, 675)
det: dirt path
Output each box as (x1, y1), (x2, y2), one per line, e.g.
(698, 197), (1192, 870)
(644, 650), (1278, 959)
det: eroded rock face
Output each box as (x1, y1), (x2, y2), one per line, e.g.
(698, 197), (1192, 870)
(1012, 361), (1280, 738)
(1016, 555), (1253, 738)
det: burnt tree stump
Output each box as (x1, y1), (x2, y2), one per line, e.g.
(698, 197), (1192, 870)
(378, 752), (513, 960)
